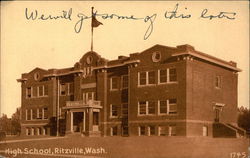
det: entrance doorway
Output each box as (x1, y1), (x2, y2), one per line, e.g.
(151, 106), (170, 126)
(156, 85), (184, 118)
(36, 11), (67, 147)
(73, 112), (83, 132)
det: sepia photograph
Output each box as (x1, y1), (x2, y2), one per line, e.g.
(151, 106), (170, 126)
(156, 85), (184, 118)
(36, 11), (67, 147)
(0, 1), (249, 158)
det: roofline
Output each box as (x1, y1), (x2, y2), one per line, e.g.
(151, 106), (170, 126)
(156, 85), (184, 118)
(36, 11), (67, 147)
(172, 51), (241, 72)
(93, 60), (140, 70)
(16, 78), (28, 82)
(43, 70), (83, 77)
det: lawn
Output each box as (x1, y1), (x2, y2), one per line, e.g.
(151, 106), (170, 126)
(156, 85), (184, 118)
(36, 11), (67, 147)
(0, 136), (249, 158)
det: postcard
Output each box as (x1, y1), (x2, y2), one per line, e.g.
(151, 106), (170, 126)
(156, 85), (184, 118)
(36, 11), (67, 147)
(0, 1), (249, 158)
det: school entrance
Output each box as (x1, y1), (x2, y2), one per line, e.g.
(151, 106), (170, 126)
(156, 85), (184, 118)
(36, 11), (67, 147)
(63, 100), (102, 136)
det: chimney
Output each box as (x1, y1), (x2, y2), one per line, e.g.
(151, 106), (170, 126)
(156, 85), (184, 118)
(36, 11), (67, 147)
(177, 44), (195, 52)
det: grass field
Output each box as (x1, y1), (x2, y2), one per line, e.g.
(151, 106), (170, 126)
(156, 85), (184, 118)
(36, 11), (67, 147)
(0, 136), (249, 158)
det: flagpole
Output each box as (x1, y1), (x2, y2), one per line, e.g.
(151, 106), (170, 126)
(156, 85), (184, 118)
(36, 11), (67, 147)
(91, 7), (94, 52)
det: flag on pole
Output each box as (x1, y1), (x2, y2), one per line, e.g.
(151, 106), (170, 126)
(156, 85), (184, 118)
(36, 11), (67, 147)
(91, 8), (103, 28)
(92, 15), (103, 28)
(91, 7), (102, 51)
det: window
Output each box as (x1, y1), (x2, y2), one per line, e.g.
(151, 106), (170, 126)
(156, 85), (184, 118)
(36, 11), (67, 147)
(111, 126), (118, 136)
(60, 84), (66, 95)
(149, 126), (155, 136)
(138, 71), (156, 86)
(138, 101), (147, 115)
(26, 109), (31, 120)
(158, 68), (177, 84)
(138, 101), (156, 115)
(169, 99), (177, 114)
(139, 72), (147, 86)
(169, 125), (176, 136)
(83, 92), (95, 103)
(139, 126), (146, 136)
(159, 126), (167, 136)
(26, 87), (32, 98)
(148, 101), (156, 114)
(148, 71), (156, 84)
(169, 68), (177, 82)
(43, 108), (48, 119)
(32, 109), (36, 120)
(159, 99), (177, 115)
(122, 75), (128, 88)
(44, 85), (49, 96)
(110, 104), (118, 117)
(122, 103), (128, 117)
(159, 100), (167, 114)
(159, 69), (167, 83)
(202, 126), (208, 136)
(83, 67), (92, 76)
(215, 76), (221, 88)
(37, 109), (42, 119)
(38, 86), (43, 97)
(32, 87), (37, 97)
(152, 51), (161, 62)
(68, 83), (74, 95)
(110, 77), (119, 90)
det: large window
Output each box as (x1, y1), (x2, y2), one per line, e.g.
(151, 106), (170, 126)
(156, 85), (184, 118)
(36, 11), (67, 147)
(138, 72), (147, 86)
(139, 126), (146, 136)
(148, 101), (156, 114)
(110, 77), (119, 90)
(26, 109), (31, 120)
(26, 87), (32, 98)
(169, 99), (177, 114)
(149, 126), (155, 136)
(68, 83), (74, 94)
(32, 109), (36, 120)
(37, 109), (42, 119)
(159, 126), (167, 136)
(44, 85), (49, 96)
(159, 100), (167, 114)
(60, 84), (66, 95)
(38, 86), (43, 97)
(83, 92), (95, 103)
(138, 71), (156, 86)
(159, 99), (177, 115)
(122, 75), (129, 89)
(169, 68), (177, 82)
(169, 125), (176, 136)
(60, 83), (73, 96)
(138, 101), (147, 115)
(43, 108), (48, 119)
(138, 68), (177, 86)
(32, 87), (37, 97)
(159, 69), (167, 83)
(159, 68), (177, 84)
(148, 71), (156, 84)
(110, 104), (118, 117)
(138, 101), (156, 115)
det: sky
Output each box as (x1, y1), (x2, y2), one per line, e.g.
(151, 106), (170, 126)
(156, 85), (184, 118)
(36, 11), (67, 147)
(1, 1), (249, 117)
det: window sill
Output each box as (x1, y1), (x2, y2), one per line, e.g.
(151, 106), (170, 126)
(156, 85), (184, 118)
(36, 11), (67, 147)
(110, 89), (119, 92)
(138, 82), (178, 87)
(25, 119), (49, 121)
(26, 96), (49, 99)
(137, 114), (157, 116)
(110, 116), (118, 119)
